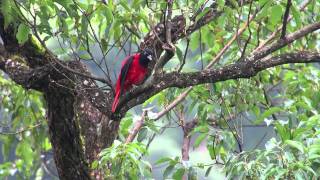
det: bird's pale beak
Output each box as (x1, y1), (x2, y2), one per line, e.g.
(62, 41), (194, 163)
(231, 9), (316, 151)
(147, 55), (152, 61)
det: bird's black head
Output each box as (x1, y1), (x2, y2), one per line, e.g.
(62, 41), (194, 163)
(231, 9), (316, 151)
(139, 49), (153, 67)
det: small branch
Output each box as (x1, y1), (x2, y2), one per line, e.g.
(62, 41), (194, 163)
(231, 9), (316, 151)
(125, 110), (147, 143)
(181, 118), (198, 171)
(177, 38), (190, 72)
(249, 21), (320, 61)
(0, 123), (42, 135)
(165, 0), (174, 46)
(220, 98), (242, 152)
(154, 0), (175, 73)
(239, 1), (253, 60)
(152, 87), (192, 120)
(207, 9), (256, 68)
(254, 0), (310, 51)
(281, 0), (292, 39)
(52, 58), (111, 85)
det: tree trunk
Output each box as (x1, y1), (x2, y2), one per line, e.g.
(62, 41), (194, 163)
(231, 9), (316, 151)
(42, 61), (121, 179)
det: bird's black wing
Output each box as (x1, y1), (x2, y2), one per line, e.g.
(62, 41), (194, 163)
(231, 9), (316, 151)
(119, 55), (134, 95)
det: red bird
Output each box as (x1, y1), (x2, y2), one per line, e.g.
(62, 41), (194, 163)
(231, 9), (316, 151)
(112, 49), (153, 113)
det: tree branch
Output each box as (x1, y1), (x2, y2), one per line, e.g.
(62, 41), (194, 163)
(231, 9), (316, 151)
(281, 0), (292, 39)
(125, 110), (147, 143)
(118, 20), (320, 113)
(248, 21), (320, 61)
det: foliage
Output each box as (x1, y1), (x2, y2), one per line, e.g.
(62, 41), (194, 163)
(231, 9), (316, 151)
(95, 140), (151, 179)
(225, 113), (320, 178)
(0, 73), (49, 179)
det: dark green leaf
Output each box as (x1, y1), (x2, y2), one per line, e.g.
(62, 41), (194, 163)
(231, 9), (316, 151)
(205, 166), (213, 177)
(137, 127), (148, 142)
(163, 165), (175, 179)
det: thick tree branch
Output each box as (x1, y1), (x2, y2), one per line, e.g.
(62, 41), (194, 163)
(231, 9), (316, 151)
(121, 50), (320, 113)
(164, 51), (320, 87)
(118, 20), (320, 113)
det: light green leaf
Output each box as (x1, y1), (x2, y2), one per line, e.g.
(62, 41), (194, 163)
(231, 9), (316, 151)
(173, 168), (185, 180)
(193, 133), (207, 148)
(155, 157), (172, 165)
(270, 5), (283, 25)
(285, 140), (305, 153)
(255, 107), (282, 124)
(104, 6), (113, 23)
(16, 24), (30, 44)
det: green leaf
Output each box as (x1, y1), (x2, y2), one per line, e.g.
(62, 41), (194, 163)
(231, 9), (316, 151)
(270, 5), (283, 25)
(1, 0), (14, 28)
(163, 165), (175, 179)
(155, 157), (172, 165)
(104, 5), (113, 23)
(256, 1), (272, 20)
(137, 127), (148, 142)
(91, 160), (98, 169)
(119, 0), (131, 11)
(195, 7), (211, 22)
(194, 133), (207, 148)
(255, 107), (282, 124)
(190, 32), (199, 51)
(43, 138), (52, 151)
(275, 122), (290, 141)
(291, 3), (302, 28)
(35, 167), (43, 180)
(205, 166), (213, 177)
(16, 24), (30, 44)
(172, 168), (185, 180)
(285, 140), (305, 153)
(81, 15), (88, 36)
(176, 46), (183, 62)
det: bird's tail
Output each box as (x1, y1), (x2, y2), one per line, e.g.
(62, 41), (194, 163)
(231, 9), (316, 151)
(112, 90), (121, 113)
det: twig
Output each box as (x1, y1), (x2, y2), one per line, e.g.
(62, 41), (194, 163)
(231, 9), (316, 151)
(177, 38), (190, 72)
(165, 0), (173, 45)
(152, 88), (192, 120)
(281, 0), (292, 39)
(254, 0), (310, 51)
(125, 110), (147, 143)
(207, 10), (256, 68)
(253, 132), (268, 149)
(220, 98), (243, 152)
(181, 118), (198, 161)
(13, 0), (112, 86)
(154, 0), (175, 73)
(239, 1), (253, 60)
(0, 123), (42, 135)
(199, 28), (204, 70)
